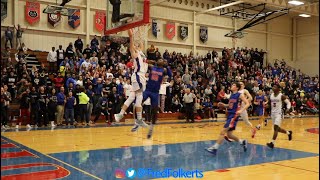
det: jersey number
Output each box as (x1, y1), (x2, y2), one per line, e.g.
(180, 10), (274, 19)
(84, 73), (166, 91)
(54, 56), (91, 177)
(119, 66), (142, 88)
(151, 74), (159, 81)
(228, 102), (234, 109)
(273, 103), (277, 107)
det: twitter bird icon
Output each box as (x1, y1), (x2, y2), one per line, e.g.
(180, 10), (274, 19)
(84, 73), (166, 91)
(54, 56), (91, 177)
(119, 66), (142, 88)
(126, 168), (136, 178)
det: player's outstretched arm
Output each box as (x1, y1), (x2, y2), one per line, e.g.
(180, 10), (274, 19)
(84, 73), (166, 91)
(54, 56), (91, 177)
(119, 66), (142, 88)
(217, 102), (228, 108)
(264, 96), (269, 105)
(244, 89), (253, 102)
(128, 29), (137, 58)
(282, 95), (291, 113)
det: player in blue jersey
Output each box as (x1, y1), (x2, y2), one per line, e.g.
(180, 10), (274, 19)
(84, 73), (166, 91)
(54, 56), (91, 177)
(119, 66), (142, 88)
(131, 59), (172, 139)
(205, 82), (250, 155)
(254, 90), (269, 130)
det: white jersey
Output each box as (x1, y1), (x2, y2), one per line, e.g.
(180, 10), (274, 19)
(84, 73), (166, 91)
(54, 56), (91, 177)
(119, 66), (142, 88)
(131, 51), (147, 91)
(133, 50), (147, 75)
(270, 93), (283, 114)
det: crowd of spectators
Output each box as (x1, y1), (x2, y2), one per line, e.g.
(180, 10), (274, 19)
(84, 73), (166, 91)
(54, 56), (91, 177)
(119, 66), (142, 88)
(0, 34), (319, 129)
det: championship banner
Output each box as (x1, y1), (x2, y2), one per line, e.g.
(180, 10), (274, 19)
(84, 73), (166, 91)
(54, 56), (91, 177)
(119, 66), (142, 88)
(68, 9), (80, 29)
(95, 11), (106, 32)
(1, 0), (7, 21)
(48, 13), (61, 27)
(179, 25), (188, 40)
(200, 26), (208, 43)
(152, 19), (158, 38)
(25, 1), (40, 25)
(165, 22), (175, 40)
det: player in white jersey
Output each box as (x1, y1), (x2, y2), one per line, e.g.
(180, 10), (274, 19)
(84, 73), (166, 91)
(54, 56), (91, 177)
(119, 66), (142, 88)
(114, 28), (148, 129)
(266, 84), (292, 149)
(225, 82), (256, 142)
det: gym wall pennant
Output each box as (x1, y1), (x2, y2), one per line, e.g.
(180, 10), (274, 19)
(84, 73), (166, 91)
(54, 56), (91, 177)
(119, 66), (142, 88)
(165, 22), (175, 40)
(1, 0), (7, 21)
(95, 11), (106, 32)
(179, 25), (188, 40)
(200, 26), (208, 43)
(68, 9), (80, 29)
(48, 13), (62, 27)
(25, 1), (40, 25)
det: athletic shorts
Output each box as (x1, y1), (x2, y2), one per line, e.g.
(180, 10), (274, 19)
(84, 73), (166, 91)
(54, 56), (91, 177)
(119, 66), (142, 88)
(256, 108), (264, 116)
(143, 90), (159, 107)
(271, 112), (282, 126)
(224, 113), (240, 131)
(131, 73), (146, 91)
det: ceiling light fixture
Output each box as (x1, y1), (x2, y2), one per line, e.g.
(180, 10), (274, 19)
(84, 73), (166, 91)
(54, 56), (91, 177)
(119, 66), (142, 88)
(299, 14), (311, 17)
(288, 0), (304, 5)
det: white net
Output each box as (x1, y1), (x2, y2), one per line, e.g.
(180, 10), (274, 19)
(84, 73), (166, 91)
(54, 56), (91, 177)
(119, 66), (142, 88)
(132, 24), (151, 47)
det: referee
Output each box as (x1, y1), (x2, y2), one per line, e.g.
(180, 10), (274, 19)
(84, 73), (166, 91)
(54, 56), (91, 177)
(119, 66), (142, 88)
(183, 88), (196, 123)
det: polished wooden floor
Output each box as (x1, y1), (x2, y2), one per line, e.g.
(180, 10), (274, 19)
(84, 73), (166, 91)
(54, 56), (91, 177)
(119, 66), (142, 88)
(1, 117), (319, 180)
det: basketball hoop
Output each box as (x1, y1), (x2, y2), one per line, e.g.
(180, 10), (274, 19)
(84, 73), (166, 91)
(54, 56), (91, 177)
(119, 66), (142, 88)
(132, 24), (151, 47)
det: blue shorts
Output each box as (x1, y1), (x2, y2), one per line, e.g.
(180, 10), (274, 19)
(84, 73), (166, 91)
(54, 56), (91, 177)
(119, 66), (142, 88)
(224, 113), (240, 131)
(143, 90), (159, 107)
(256, 108), (264, 116)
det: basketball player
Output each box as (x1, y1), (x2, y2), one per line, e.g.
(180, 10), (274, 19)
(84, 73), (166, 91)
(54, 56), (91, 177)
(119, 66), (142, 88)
(131, 59), (172, 139)
(254, 90), (268, 130)
(109, 0), (135, 23)
(267, 84), (292, 149)
(114, 29), (148, 129)
(224, 81), (256, 142)
(205, 82), (250, 155)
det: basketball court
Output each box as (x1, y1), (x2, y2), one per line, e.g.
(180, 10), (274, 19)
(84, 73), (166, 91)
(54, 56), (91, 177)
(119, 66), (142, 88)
(1, 116), (319, 179)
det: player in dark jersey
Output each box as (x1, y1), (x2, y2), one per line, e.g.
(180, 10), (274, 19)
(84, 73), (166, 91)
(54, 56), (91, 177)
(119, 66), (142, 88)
(205, 82), (250, 155)
(131, 59), (172, 139)
(254, 90), (268, 130)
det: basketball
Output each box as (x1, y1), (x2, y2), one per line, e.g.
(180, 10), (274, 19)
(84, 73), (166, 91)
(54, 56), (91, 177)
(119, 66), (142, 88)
(280, 81), (286, 88)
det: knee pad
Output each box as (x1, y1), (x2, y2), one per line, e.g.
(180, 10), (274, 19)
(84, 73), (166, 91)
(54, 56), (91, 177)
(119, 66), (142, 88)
(134, 91), (143, 108)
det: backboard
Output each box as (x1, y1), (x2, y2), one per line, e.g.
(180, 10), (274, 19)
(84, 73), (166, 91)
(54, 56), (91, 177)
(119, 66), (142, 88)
(105, 0), (150, 35)
(225, 31), (246, 38)
(43, 5), (70, 16)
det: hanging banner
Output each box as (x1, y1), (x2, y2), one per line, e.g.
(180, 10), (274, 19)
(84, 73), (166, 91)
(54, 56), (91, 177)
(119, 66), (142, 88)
(200, 26), (208, 43)
(68, 9), (80, 29)
(48, 13), (62, 27)
(152, 19), (158, 38)
(95, 11), (106, 32)
(1, 0), (7, 21)
(165, 22), (175, 40)
(179, 25), (188, 40)
(25, 1), (40, 25)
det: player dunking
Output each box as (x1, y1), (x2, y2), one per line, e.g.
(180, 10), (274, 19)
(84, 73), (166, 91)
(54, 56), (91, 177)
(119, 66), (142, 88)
(254, 90), (268, 130)
(205, 82), (249, 155)
(225, 81), (256, 142)
(131, 59), (172, 139)
(114, 28), (148, 128)
(267, 84), (292, 149)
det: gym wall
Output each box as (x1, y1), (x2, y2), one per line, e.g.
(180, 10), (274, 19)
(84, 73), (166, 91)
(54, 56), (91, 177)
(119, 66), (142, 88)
(1, 0), (318, 75)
